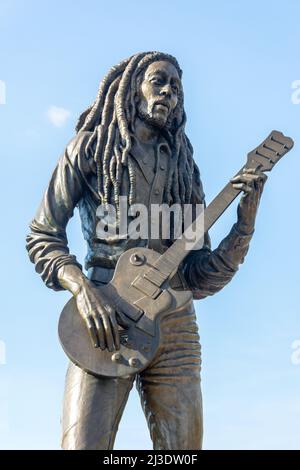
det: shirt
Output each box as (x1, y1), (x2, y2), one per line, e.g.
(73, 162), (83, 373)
(26, 131), (254, 300)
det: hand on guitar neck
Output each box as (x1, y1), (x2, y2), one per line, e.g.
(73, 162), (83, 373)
(231, 168), (268, 236)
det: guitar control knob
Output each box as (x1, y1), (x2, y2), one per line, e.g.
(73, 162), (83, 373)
(111, 352), (123, 363)
(128, 357), (140, 368)
(130, 253), (145, 266)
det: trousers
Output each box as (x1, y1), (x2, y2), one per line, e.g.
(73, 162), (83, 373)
(61, 273), (203, 450)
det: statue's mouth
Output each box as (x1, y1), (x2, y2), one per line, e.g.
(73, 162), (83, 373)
(154, 102), (169, 112)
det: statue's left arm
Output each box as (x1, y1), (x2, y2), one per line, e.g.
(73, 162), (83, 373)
(183, 168), (267, 300)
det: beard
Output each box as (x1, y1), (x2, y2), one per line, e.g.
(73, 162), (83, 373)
(137, 104), (172, 130)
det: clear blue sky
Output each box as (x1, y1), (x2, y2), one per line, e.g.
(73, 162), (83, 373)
(0, 0), (299, 450)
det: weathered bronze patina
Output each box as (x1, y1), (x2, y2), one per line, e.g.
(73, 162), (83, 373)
(58, 130), (293, 379)
(26, 52), (293, 450)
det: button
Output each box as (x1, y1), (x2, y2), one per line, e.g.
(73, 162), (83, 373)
(130, 253), (146, 266)
(142, 158), (147, 164)
(154, 189), (160, 195)
(111, 352), (123, 363)
(129, 357), (140, 368)
(160, 164), (165, 170)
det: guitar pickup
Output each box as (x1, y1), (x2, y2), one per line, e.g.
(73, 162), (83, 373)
(131, 275), (162, 299)
(143, 268), (167, 287)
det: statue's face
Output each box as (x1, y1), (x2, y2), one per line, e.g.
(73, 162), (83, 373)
(137, 60), (181, 129)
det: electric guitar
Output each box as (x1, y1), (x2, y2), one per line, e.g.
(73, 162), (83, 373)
(58, 130), (294, 378)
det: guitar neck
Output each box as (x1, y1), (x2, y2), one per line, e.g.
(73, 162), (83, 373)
(203, 179), (241, 232)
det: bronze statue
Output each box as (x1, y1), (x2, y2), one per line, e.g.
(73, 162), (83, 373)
(26, 51), (293, 450)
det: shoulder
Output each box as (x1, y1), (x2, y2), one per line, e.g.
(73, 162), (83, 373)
(65, 131), (93, 159)
(63, 131), (96, 175)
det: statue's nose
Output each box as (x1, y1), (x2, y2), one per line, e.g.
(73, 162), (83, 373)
(160, 84), (172, 98)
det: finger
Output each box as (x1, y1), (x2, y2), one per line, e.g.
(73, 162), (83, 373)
(232, 182), (252, 193)
(101, 312), (115, 352)
(93, 313), (106, 350)
(243, 168), (268, 182)
(85, 316), (99, 348)
(109, 312), (120, 350)
(103, 304), (120, 350)
(259, 174), (268, 186)
(251, 171), (268, 181)
(231, 174), (261, 184)
(260, 172), (268, 183)
(253, 171), (268, 190)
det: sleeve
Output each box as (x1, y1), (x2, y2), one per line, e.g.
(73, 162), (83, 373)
(26, 132), (90, 291)
(182, 165), (254, 300)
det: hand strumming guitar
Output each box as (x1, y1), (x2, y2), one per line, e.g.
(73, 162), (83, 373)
(57, 265), (129, 351)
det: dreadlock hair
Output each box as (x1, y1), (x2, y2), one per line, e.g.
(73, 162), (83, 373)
(76, 51), (200, 217)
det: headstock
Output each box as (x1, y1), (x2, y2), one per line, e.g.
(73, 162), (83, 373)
(246, 130), (294, 172)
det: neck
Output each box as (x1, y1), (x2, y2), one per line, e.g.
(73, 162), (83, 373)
(134, 116), (162, 145)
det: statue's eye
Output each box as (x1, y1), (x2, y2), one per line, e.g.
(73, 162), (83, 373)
(151, 78), (163, 86)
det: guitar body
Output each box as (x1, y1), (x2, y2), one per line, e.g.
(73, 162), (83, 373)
(58, 247), (193, 378)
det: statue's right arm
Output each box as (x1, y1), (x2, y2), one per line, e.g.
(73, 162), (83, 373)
(26, 133), (86, 291)
(26, 132), (126, 351)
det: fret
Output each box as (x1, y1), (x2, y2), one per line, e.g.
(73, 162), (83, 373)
(256, 148), (276, 160)
(154, 257), (176, 276)
(263, 140), (283, 154)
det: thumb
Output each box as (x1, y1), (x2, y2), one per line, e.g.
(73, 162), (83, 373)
(115, 309), (131, 329)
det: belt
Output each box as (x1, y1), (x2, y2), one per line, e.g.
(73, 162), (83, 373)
(87, 266), (115, 284)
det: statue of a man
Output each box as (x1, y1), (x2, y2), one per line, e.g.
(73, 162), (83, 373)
(26, 51), (266, 450)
